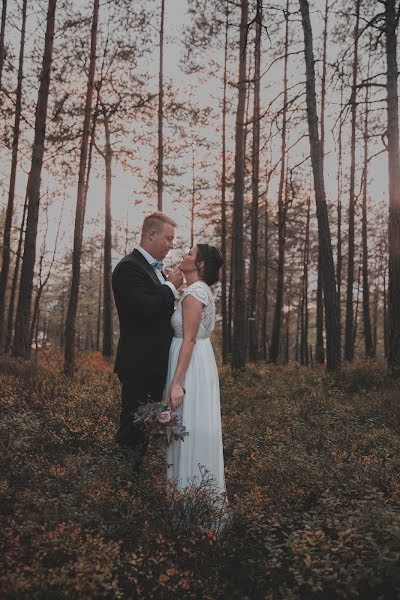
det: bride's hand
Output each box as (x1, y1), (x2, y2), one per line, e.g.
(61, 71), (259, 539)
(169, 382), (185, 410)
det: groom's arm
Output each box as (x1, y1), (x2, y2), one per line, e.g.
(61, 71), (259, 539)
(113, 262), (175, 321)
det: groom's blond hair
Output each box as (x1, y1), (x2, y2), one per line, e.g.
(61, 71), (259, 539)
(141, 212), (177, 239)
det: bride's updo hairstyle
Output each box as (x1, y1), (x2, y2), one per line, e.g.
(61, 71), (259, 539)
(195, 244), (224, 286)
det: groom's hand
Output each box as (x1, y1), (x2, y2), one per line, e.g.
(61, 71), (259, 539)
(167, 269), (183, 290)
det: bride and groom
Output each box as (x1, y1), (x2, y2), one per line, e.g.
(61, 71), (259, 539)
(112, 211), (226, 500)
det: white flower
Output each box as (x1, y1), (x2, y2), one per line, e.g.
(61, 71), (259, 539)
(158, 411), (171, 423)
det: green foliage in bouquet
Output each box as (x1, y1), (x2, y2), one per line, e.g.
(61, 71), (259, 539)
(133, 401), (189, 444)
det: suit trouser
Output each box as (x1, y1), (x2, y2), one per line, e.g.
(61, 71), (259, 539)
(116, 371), (166, 466)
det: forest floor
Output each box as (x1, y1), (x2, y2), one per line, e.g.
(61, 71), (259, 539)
(1, 351), (400, 599)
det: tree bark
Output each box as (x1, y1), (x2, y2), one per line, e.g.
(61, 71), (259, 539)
(64, 0), (100, 376)
(0, 0), (27, 349)
(344, 0), (360, 362)
(13, 0), (57, 358)
(315, 0), (329, 365)
(0, 0), (7, 89)
(102, 110), (113, 357)
(157, 0), (165, 210)
(300, 195), (310, 366)
(232, 0), (248, 370)
(299, 0), (340, 371)
(361, 43), (374, 359)
(385, 0), (400, 374)
(269, 0), (289, 364)
(248, 1), (262, 362)
(221, 1), (229, 364)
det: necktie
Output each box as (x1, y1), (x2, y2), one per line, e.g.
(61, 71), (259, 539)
(152, 260), (164, 271)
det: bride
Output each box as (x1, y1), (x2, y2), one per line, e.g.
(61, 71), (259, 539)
(165, 243), (227, 501)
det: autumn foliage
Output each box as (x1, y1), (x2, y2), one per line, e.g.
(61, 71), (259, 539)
(1, 353), (400, 598)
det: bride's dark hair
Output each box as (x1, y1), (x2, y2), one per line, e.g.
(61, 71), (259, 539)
(195, 244), (224, 286)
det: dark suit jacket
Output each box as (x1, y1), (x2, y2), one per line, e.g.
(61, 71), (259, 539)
(112, 249), (175, 379)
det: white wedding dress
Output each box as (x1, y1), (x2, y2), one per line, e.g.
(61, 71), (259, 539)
(165, 281), (227, 500)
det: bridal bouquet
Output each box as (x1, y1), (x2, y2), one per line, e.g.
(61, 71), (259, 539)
(132, 401), (189, 445)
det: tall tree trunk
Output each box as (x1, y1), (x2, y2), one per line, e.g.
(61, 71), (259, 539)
(385, 0), (400, 374)
(0, 0), (7, 89)
(13, 0), (57, 358)
(102, 110), (113, 357)
(336, 71), (344, 348)
(190, 141), (195, 247)
(315, 0), (329, 365)
(353, 256), (362, 350)
(221, 1), (229, 364)
(269, 0), (289, 364)
(232, 0), (248, 370)
(344, 0), (360, 362)
(157, 0), (165, 210)
(261, 193), (269, 359)
(361, 44), (374, 359)
(64, 0), (99, 376)
(299, 0), (340, 371)
(248, 1), (262, 362)
(383, 268), (388, 358)
(96, 254), (102, 352)
(300, 195), (310, 366)
(0, 0), (27, 349)
(5, 192), (28, 353)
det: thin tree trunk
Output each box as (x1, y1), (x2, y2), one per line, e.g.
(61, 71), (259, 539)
(0, 0), (27, 349)
(299, 0), (340, 371)
(190, 141), (195, 247)
(13, 0), (57, 358)
(157, 0), (165, 210)
(300, 196), (310, 366)
(261, 194), (269, 359)
(221, 0), (229, 364)
(315, 0), (329, 365)
(336, 72), (344, 348)
(248, 0), (262, 362)
(64, 0), (99, 376)
(5, 192), (28, 353)
(0, 0), (7, 89)
(344, 0), (360, 362)
(102, 110), (113, 357)
(232, 0), (248, 370)
(361, 44), (374, 358)
(270, 0), (289, 364)
(385, 0), (400, 374)
(353, 256), (362, 350)
(383, 268), (388, 358)
(96, 253), (102, 352)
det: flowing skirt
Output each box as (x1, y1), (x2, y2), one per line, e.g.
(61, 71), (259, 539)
(165, 337), (227, 498)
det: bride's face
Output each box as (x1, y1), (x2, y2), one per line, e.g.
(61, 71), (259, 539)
(180, 246), (198, 273)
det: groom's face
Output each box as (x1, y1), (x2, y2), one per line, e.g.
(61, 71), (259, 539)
(150, 223), (175, 260)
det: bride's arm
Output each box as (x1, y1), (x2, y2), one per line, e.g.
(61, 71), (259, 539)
(168, 295), (203, 410)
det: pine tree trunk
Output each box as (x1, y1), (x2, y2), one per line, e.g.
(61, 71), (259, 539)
(221, 1), (229, 364)
(261, 194), (269, 359)
(102, 111), (113, 357)
(157, 0), (165, 210)
(13, 0), (57, 359)
(344, 0), (360, 362)
(385, 0), (400, 374)
(248, 1), (262, 362)
(336, 75), (344, 349)
(5, 192), (28, 353)
(315, 0), (329, 365)
(361, 45), (374, 359)
(299, 0), (340, 371)
(300, 196), (310, 366)
(64, 0), (99, 376)
(270, 0), (289, 364)
(232, 0), (248, 370)
(0, 0), (7, 89)
(96, 254), (102, 352)
(0, 0), (27, 349)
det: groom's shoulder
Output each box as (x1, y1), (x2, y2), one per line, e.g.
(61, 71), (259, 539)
(113, 251), (142, 276)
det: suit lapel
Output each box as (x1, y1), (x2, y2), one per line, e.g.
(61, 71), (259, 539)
(132, 249), (161, 286)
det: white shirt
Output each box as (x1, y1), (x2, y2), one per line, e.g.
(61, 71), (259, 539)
(136, 246), (178, 299)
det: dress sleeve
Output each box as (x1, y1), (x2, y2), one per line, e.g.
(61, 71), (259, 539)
(182, 282), (210, 306)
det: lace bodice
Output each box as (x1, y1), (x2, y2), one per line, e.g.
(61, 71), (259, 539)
(171, 281), (215, 339)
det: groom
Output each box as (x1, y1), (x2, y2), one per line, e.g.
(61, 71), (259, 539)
(112, 212), (183, 476)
